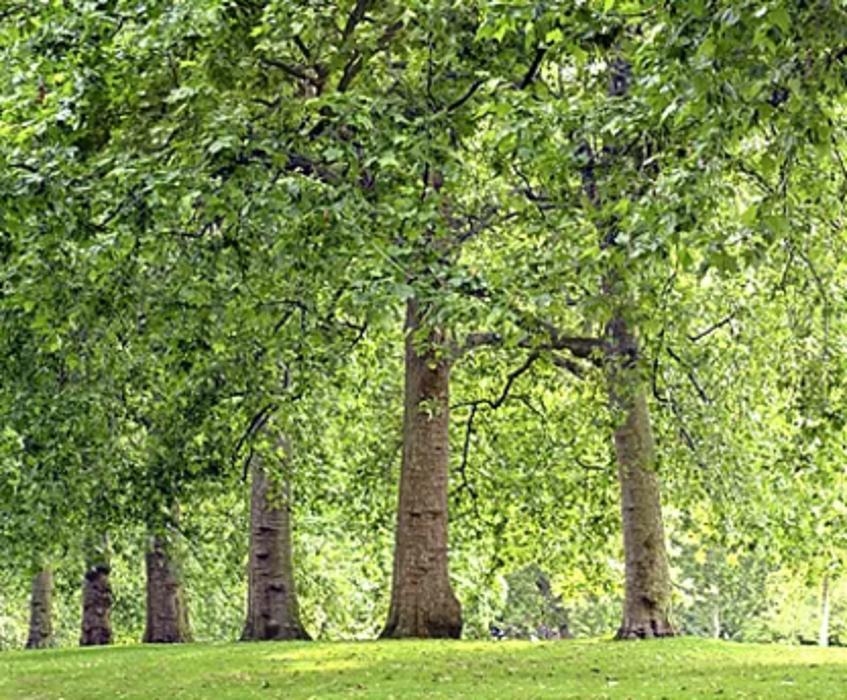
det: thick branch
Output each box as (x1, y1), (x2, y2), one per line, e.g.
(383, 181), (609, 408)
(458, 331), (502, 355)
(342, 0), (371, 41)
(337, 52), (364, 92)
(551, 354), (584, 378)
(456, 208), (520, 244)
(519, 333), (605, 361)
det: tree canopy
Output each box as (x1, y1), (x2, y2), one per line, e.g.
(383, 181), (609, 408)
(1, 0), (846, 648)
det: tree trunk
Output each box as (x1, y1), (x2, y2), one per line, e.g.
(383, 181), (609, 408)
(25, 567), (54, 649)
(80, 535), (113, 646)
(242, 440), (310, 641)
(381, 299), (462, 639)
(607, 318), (676, 640)
(819, 575), (830, 647)
(580, 56), (675, 640)
(143, 532), (191, 643)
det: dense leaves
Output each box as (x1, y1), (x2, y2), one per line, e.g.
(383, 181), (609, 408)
(1, 0), (846, 645)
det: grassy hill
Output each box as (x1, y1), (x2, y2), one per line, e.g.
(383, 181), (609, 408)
(2, 637), (846, 699)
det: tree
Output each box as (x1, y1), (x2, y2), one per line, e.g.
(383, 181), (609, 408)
(381, 300), (462, 638)
(25, 568), (54, 650)
(80, 534), (113, 646)
(242, 425), (310, 641)
(1, 0), (846, 650)
(142, 525), (191, 644)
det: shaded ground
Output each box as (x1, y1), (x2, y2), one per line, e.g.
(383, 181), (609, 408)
(2, 637), (846, 699)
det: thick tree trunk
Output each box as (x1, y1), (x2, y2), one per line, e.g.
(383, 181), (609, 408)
(242, 443), (310, 641)
(819, 575), (830, 647)
(80, 536), (113, 646)
(381, 299), (462, 639)
(25, 568), (54, 649)
(607, 318), (676, 640)
(143, 533), (191, 643)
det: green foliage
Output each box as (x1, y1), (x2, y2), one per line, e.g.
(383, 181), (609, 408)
(1, 0), (846, 652)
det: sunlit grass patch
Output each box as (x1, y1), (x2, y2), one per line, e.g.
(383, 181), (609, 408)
(4, 637), (847, 699)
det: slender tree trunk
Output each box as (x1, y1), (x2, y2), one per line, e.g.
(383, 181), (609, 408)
(607, 317), (676, 640)
(25, 567), (54, 649)
(579, 55), (676, 640)
(381, 299), (462, 639)
(143, 532), (190, 643)
(712, 605), (721, 639)
(819, 575), (831, 647)
(242, 440), (310, 641)
(80, 535), (113, 646)
(591, 66), (674, 639)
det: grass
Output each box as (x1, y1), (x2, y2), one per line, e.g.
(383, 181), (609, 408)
(2, 637), (847, 699)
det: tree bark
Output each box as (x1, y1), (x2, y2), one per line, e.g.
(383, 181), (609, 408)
(25, 567), (54, 649)
(143, 532), (191, 643)
(242, 439), (310, 641)
(819, 575), (830, 647)
(80, 535), (113, 646)
(381, 299), (462, 639)
(607, 317), (676, 640)
(581, 56), (675, 641)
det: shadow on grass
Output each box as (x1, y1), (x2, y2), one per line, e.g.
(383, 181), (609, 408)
(4, 638), (847, 700)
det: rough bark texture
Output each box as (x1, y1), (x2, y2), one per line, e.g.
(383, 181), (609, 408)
(143, 533), (191, 643)
(80, 555), (113, 646)
(242, 447), (310, 641)
(607, 318), (676, 640)
(381, 299), (462, 639)
(25, 568), (54, 649)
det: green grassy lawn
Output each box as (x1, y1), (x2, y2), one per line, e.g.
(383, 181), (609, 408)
(2, 637), (846, 699)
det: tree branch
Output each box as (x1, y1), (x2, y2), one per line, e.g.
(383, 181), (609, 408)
(446, 78), (485, 112)
(456, 403), (479, 505)
(260, 57), (322, 87)
(284, 152), (341, 184)
(337, 51), (364, 92)
(233, 402), (278, 479)
(342, 0), (371, 41)
(551, 354), (584, 378)
(666, 346), (710, 404)
(518, 47), (546, 89)
(457, 331), (502, 355)
(689, 314), (734, 342)
(454, 350), (542, 413)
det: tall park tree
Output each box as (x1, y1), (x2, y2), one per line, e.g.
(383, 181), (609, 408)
(530, 0), (847, 636)
(583, 56), (676, 638)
